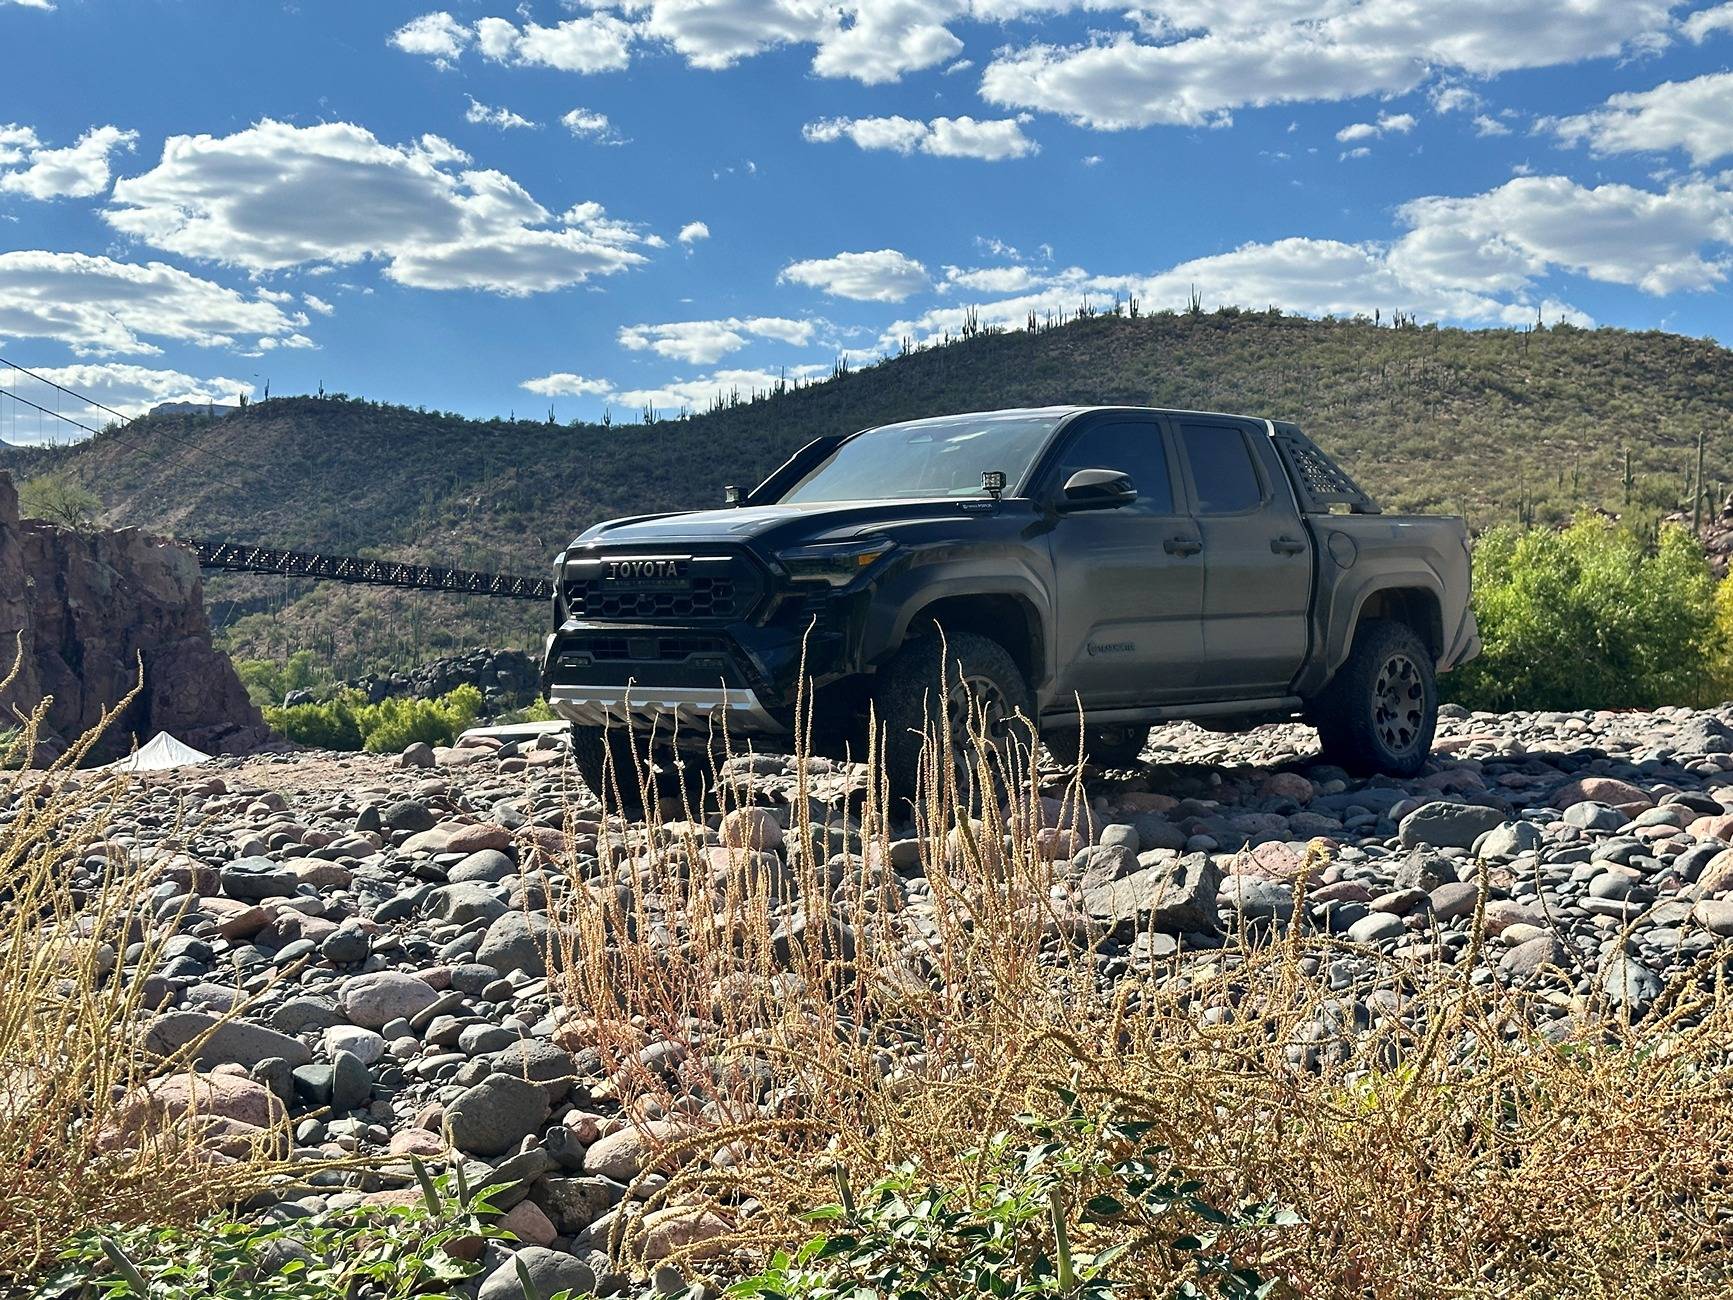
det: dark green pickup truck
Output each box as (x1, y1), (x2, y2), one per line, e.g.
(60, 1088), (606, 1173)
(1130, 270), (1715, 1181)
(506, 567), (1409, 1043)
(542, 406), (1480, 806)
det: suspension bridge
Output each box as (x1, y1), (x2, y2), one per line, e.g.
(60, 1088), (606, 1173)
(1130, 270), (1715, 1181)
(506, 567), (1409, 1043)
(0, 359), (553, 603)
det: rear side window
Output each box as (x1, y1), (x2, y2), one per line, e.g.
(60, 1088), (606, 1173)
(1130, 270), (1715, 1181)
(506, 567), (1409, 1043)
(1051, 421), (1174, 515)
(1180, 423), (1263, 514)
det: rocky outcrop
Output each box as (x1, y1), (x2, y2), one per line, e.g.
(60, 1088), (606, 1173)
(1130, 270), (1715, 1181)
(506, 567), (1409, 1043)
(0, 472), (269, 763)
(329, 647), (539, 713)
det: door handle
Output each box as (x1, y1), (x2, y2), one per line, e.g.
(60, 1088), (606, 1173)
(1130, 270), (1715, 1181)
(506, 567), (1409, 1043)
(1164, 536), (1203, 557)
(1270, 536), (1306, 555)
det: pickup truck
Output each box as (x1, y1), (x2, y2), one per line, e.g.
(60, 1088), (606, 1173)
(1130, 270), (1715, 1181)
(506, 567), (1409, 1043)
(541, 406), (1480, 809)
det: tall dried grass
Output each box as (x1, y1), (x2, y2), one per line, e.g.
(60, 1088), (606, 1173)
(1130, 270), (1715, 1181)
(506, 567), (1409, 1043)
(551, 681), (1733, 1297)
(0, 651), (290, 1283)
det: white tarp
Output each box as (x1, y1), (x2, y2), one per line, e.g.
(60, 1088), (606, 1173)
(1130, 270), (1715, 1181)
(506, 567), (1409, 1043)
(105, 731), (213, 772)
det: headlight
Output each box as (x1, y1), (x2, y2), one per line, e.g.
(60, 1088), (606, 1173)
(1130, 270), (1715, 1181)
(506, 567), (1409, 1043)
(777, 538), (894, 586)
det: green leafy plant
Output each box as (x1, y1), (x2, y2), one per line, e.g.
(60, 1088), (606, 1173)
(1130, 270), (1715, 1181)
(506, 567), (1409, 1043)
(724, 1099), (1290, 1300)
(44, 1163), (514, 1299)
(1449, 517), (1719, 711)
(233, 650), (332, 710)
(18, 472), (101, 530)
(262, 684), (483, 752)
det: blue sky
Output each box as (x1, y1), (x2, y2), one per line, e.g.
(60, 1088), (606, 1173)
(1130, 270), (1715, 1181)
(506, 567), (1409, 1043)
(1, 0), (1731, 441)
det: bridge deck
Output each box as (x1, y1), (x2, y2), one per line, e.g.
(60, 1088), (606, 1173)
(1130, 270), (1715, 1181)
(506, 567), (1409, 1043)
(190, 540), (553, 602)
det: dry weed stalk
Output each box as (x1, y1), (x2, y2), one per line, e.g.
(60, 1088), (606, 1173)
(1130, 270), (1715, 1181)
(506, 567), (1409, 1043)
(551, 683), (1733, 1297)
(0, 646), (292, 1283)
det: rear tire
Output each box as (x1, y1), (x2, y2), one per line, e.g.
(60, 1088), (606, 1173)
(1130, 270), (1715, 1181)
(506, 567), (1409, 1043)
(873, 632), (1033, 809)
(1308, 619), (1436, 777)
(569, 724), (710, 820)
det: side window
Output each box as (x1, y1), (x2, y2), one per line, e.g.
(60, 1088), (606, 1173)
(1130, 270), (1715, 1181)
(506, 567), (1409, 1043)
(1050, 421), (1174, 515)
(1180, 423), (1264, 514)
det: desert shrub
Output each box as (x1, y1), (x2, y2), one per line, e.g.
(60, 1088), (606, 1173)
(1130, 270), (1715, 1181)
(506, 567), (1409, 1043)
(18, 472), (101, 529)
(550, 701), (1733, 1297)
(233, 649), (331, 710)
(1450, 518), (1718, 711)
(1708, 572), (1733, 706)
(355, 683), (484, 753)
(263, 690), (364, 750)
(263, 685), (482, 752)
(0, 653), (289, 1282)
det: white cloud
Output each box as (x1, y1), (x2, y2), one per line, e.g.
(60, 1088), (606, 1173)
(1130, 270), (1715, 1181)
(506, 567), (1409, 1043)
(560, 108), (621, 142)
(942, 264), (1045, 292)
(1335, 122), (1378, 143)
(608, 364), (833, 413)
(465, 97), (538, 130)
(105, 120), (656, 295)
(618, 316), (815, 365)
(1473, 114), (1511, 136)
(1544, 71), (1733, 165)
(1429, 83), (1482, 113)
(808, 0), (964, 83)
(613, 0), (832, 70)
(0, 124), (137, 199)
(1683, 3), (1733, 40)
(1390, 175), (1733, 295)
(0, 364), (258, 442)
(2, 0), (55, 9)
(803, 114), (1039, 160)
(0, 251), (308, 356)
(780, 248), (931, 301)
(303, 293), (334, 316)
(677, 220), (710, 244)
(520, 372), (613, 397)
(980, 1), (1678, 130)
(394, 10), (632, 72)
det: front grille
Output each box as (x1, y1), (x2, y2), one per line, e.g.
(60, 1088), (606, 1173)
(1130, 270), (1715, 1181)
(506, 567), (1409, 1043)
(562, 551), (763, 623)
(580, 635), (732, 662)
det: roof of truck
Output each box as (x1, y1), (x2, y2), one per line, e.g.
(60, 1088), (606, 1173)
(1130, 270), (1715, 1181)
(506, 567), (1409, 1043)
(866, 405), (1276, 429)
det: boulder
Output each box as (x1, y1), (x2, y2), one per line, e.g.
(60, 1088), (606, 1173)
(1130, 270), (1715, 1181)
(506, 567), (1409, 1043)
(145, 1011), (312, 1069)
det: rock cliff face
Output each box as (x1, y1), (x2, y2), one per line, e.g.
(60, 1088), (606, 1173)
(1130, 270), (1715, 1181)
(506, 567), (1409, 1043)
(0, 472), (268, 763)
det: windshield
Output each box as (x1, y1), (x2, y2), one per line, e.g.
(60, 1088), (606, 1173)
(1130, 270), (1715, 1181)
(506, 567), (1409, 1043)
(780, 411), (1065, 504)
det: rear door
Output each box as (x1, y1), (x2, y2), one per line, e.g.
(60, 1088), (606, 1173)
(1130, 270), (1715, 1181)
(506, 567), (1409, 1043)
(1175, 419), (1313, 697)
(1041, 415), (1204, 709)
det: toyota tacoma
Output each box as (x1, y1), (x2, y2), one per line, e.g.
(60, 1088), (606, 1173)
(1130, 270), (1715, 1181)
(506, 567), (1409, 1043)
(541, 406), (1480, 808)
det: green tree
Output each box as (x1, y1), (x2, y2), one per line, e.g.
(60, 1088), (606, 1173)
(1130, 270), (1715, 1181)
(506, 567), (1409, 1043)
(18, 473), (101, 530)
(1449, 519), (1718, 711)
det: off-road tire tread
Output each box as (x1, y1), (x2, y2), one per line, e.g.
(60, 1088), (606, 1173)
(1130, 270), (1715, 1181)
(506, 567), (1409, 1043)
(1310, 618), (1436, 777)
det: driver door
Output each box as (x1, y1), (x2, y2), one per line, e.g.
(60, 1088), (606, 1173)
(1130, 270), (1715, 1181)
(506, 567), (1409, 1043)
(1042, 415), (1204, 709)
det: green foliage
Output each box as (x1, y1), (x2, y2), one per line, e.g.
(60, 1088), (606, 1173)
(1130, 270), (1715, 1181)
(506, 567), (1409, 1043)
(18, 472), (101, 529)
(262, 685), (483, 752)
(728, 1101), (1290, 1300)
(232, 649), (331, 710)
(358, 683), (484, 753)
(1449, 519), (1719, 711)
(1708, 573), (1733, 706)
(43, 1165), (527, 1299)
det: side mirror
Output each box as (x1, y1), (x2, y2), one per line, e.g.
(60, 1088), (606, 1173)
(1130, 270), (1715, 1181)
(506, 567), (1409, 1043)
(1058, 468), (1136, 512)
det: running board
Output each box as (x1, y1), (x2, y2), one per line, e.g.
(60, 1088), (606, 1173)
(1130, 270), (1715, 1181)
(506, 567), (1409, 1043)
(1041, 696), (1302, 727)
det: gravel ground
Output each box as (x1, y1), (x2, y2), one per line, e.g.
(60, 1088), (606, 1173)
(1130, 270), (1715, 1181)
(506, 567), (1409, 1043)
(63, 702), (1733, 1295)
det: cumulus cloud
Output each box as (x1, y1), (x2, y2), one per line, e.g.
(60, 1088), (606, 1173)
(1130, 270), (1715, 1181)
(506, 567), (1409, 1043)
(2, 0), (55, 10)
(1544, 71), (1733, 165)
(980, 1), (1678, 129)
(1, 364), (257, 440)
(0, 250), (310, 356)
(807, 0), (963, 83)
(942, 264), (1045, 292)
(804, 114), (1039, 159)
(1683, 3), (1733, 41)
(780, 249), (931, 301)
(618, 316), (815, 365)
(1389, 175), (1733, 295)
(0, 124), (137, 199)
(520, 372), (613, 397)
(465, 97), (538, 130)
(390, 11), (471, 63)
(560, 108), (622, 143)
(677, 221), (710, 244)
(1334, 111), (1415, 143)
(104, 120), (656, 295)
(606, 364), (833, 413)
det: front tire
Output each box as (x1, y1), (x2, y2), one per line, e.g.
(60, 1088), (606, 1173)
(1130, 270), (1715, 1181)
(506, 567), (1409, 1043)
(873, 632), (1033, 808)
(569, 724), (710, 819)
(1309, 620), (1436, 777)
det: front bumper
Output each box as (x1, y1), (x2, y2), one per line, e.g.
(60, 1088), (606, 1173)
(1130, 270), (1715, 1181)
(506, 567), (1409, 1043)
(547, 682), (786, 733)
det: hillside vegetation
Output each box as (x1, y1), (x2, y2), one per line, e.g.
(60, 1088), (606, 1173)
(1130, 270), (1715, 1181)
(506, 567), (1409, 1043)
(13, 307), (1733, 675)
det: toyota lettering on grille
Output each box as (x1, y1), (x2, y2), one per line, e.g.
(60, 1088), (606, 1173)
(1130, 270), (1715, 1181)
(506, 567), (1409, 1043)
(602, 558), (686, 584)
